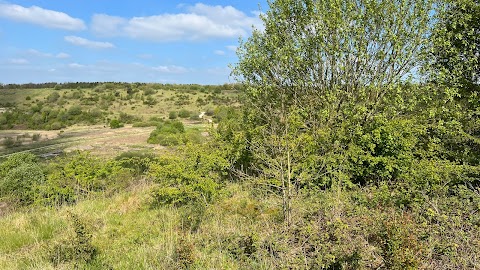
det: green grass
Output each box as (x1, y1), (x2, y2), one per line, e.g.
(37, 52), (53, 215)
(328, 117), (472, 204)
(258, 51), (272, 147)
(0, 182), (243, 269)
(1, 179), (479, 269)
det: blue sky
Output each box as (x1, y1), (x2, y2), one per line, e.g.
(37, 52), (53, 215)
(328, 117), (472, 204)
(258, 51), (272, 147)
(0, 1), (267, 84)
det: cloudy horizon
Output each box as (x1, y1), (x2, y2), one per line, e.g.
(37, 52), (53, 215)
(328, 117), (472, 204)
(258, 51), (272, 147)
(0, 1), (266, 84)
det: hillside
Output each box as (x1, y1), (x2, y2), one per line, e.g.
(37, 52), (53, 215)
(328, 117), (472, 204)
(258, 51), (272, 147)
(0, 83), (239, 157)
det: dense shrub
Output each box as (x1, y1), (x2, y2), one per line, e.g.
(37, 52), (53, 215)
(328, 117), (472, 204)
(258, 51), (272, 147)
(0, 153), (44, 205)
(115, 151), (157, 176)
(168, 111), (178, 120)
(37, 152), (132, 206)
(147, 121), (185, 146)
(46, 92), (60, 103)
(143, 96), (157, 105)
(67, 105), (82, 116)
(119, 112), (140, 124)
(148, 144), (229, 207)
(109, 119), (123, 129)
(189, 112), (200, 121)
(178, 109), (191, 118)
(49, 121), (63, 130)
(147, 121), (204, 146)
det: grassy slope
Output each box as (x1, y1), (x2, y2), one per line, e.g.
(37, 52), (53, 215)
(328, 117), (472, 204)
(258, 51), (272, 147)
(0, 182), (276, 269)
(0, 86), (239, 120)
(1, 179), (478, 269)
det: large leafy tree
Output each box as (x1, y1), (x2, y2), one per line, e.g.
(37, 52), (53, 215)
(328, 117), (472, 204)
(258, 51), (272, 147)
(232, 0), (434, 223)
(429, 0), (480, 165)
(431, 0), (479, 97)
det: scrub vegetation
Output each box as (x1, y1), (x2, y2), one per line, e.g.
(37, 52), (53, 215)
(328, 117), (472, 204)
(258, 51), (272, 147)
(0, 0), (479, 269)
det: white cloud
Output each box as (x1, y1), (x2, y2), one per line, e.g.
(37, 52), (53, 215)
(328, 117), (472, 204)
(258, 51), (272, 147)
(214, 50), (226, 56)
(27, 49), (52, 57)
(64, 36), (115, 49)
(9, 58), (29, 64)
(152, 65), (188, 74)
(26, 49), (70, 59)
(91, 3), (262, 42)
(0, 3), (86, 30)
(56, 52), (70, 59)
(68, 63), (85, 68)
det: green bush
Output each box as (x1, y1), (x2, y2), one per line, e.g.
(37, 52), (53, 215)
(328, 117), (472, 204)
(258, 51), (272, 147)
(184, 129), (204, 144)
(148, 144), (229, 208)
(143, 96), (157, 106)
(168, 111), (178, 119)
(147, 120), (185, 146)
(189, 112), (200, 121)
(0, 153), (44, 205)
(119, 112), (140, 124)
(46, 92), (60, 103)
(205, 108), (215, 116)
(178, 109), (191, 118)
(143, 88), (156, 96)
(37, 152), (132, 206)
(115, 151), (157, 175)
(50, 121), (63, 130)
(0, 114), (7, 126)
(67, 105), (82, 116)
(109, 119), (123, 129)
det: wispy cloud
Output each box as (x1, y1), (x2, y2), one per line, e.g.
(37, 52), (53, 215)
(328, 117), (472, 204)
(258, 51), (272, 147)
(64, 36), (115, 49)
(214, 50), (226, 56)
(0, 3), (86, 30)
(91, 3), (262, 42)
(9, 58), (29, 64)
(152, 65), (188, 74)
(27, 49), (52, 57)
(26, 49), (70, 59)
(68, 63), (85, 68)
(56, 52), (70, 59)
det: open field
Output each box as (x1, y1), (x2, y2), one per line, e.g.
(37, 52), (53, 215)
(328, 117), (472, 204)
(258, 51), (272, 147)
(0, 121), (211, 159)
